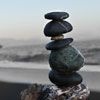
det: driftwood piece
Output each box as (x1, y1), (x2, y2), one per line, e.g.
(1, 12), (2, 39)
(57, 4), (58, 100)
(21, 84), (90, 100)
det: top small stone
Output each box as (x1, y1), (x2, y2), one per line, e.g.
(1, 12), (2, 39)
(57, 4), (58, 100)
(45, 12), (69, 20)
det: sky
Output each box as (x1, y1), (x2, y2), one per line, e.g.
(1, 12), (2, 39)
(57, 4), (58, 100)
(0, 0), (100, 41)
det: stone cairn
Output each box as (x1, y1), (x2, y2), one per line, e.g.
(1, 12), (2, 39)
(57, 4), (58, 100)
(21, 12), (90, 100)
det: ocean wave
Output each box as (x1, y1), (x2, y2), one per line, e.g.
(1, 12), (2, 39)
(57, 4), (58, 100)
(0, 43), (99, 65)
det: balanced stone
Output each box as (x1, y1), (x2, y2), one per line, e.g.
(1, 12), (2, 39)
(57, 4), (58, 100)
(49, 70), (83, 87)
(44, 21), (73, 37)
(46, 38), (73, 50)
(45, 12), (69, 20)
(49, 45), (84, 73)
(51, 35), (64, 40)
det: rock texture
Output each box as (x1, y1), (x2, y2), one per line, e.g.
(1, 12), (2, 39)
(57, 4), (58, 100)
(49, 45), (84, 73)
(21, 84), (90, 100)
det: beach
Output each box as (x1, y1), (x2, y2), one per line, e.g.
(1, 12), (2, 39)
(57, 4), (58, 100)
(0, 81), (99, 100)
(0, 61), (99, 99)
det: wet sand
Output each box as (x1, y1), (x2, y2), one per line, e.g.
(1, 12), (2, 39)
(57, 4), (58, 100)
(0, 67), (100, 91)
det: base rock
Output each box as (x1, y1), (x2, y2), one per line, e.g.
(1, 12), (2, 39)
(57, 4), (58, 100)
(21, 83), (90, 100)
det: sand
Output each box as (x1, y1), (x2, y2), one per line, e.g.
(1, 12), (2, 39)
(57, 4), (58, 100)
(0, 62), (99, 99)
(0, 67), (100, 91)
(0, 81), (99, 100)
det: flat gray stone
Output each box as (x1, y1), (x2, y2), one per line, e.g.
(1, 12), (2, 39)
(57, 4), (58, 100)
(45, 12), (69, 20)
(46, 38), (73, 50)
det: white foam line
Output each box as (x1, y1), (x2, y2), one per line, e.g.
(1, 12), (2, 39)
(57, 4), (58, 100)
(80, 65), (100, 72)
(0, 61), (100, 72)
(0, 61), (50, 69)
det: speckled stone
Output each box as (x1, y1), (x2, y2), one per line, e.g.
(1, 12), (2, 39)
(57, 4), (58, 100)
(49, 45), (85, 73)
(49, 70), (83, 87)
(45, 12), (69, 20)
(44, 21), (73, 37)
(46, 38), (73, 50)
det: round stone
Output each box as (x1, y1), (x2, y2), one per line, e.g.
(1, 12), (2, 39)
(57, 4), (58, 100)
(46, 38), (73, 50)
(49, 70), (83, 87)
(45, 12), (69, 20)
(49, 45), (85, 73)
(44, 21), (73, 37)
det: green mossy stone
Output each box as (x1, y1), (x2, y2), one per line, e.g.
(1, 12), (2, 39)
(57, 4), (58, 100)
(49, 45), (85, 73)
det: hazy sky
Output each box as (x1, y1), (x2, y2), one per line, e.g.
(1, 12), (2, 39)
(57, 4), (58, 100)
(0, 0), (100, 41)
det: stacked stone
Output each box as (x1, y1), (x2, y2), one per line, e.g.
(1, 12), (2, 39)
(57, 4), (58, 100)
(44, 12), (85, 87)
(20, 12), (90, 100)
